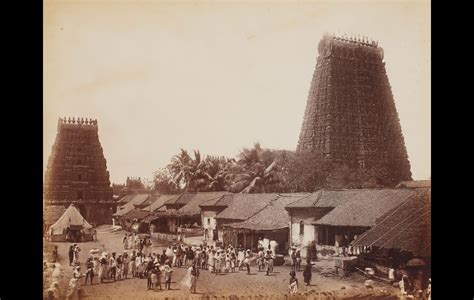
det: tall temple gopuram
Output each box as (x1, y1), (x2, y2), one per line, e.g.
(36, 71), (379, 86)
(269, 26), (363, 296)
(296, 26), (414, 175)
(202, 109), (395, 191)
(297, 34), (412, 184)
(43, 117), (115, 224)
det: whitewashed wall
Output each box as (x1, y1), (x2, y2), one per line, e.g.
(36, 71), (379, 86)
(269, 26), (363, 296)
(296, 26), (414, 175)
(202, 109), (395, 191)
(201, 210), (217, 240)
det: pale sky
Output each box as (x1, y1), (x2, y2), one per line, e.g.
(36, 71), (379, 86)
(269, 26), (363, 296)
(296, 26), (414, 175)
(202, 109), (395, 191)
(44, 0), (431, 184)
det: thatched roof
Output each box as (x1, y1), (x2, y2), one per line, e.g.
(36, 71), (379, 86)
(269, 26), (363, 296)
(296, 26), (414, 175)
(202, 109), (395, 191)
(163, 193), (195, 206)
(116, 194), (136, 204)
(224, 194), (308, 231)
(134, 194), (160, 209)
(44, 205), (67, 226)
(352, 188), (431, 257)
(173, 192), (229, 217)
(200, 193), (233, 207)
(200, 193), (237, 209)
(121, 208), (152, 221)
(142, 194), (179, 212)
(215, 193), (280, 221)
(312, 189), (417, 227)
(286, 189), (360, 209)
(396, 180), (431, 188)
(114, 194), (151, 217)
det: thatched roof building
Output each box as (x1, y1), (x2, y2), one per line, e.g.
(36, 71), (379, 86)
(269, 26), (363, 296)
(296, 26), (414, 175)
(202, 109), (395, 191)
(113, 194), (150, 217)
(352, 188), (431, 257)
(312, 189), (417, 227)
(225, 194), (308, 231)
(215, 193), (279, 222)
(173, 192), (229, 217)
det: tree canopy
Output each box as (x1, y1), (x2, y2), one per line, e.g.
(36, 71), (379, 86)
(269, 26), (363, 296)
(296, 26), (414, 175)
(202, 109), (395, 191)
(152, 143), (397, 193)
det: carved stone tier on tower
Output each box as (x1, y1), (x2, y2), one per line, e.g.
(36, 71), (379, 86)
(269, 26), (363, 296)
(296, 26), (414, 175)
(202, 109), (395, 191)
(296, 34), (412, 184)
(43, 117), (115, 224)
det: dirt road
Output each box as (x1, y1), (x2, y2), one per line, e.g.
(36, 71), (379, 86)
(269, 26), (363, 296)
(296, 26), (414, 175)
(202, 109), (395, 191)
(43, 226), (399, 299)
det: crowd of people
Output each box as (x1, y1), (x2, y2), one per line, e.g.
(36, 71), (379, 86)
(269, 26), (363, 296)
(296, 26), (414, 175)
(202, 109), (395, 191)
(47, 240), (314, 299)
(44, 229), (329, 300)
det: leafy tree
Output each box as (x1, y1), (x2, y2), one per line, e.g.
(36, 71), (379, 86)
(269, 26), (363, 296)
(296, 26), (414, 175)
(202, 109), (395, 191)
(152, 167), (180, 194)
(227, 143), (279, 193)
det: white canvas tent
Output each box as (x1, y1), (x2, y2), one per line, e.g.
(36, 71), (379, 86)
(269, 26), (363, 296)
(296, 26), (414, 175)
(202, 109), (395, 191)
(48, 204), (93, 242)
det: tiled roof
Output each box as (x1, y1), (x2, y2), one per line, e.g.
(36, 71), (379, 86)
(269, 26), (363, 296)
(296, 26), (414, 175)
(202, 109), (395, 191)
(353, 188), (431, 257)
(215, 193), (280, 221)
(225, 194), (308, 231)
(312, 189), (417, 227)
(173, 192), (230, 217)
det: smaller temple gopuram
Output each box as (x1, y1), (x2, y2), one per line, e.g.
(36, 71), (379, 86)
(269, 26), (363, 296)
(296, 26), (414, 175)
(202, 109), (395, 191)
(43, 117), (115, 225)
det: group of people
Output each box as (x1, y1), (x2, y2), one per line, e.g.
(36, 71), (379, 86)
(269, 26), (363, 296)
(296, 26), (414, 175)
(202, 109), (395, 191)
(122, 233), (153, 254)
(68, 244), (81, 266)
(50, 237), (317, 298)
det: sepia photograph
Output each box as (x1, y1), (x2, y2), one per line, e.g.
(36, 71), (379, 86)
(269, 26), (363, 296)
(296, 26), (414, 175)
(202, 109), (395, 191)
(43, 0), (431, 299)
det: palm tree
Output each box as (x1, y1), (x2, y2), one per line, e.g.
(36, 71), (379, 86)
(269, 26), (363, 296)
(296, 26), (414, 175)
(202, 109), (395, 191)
(228, 143), (279, 193)
(168, 149), (207, 191)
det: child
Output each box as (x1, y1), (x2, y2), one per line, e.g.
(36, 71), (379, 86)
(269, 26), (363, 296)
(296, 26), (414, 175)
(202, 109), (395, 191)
(264, 251), (273, 276)
(288, 270), (298, 295)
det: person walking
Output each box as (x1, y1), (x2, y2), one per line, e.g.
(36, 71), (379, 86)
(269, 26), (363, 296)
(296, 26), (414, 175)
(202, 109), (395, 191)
(52, 245), (59, 263)
(244, 250), (251, 275)
(237, 248), (245, 271)
(303, 260), (312, 286)
(122, 234), (128, 250)
(72, 244), (81, 266)
(264, 250), (273, 276)
(84, 257), (95, 285)
(98, 254), (107, 283)
(163, 264), (173, 290)
(295, 250), (302, 272)
(190, 263), (199, 293)
(122, 252), (129, 279)
(129, 251), (136, 278)
(208, 250), (215, 273)
(68, 245), (74, 266)
(109, 252), (117, 281)
(290, 248), (297, 273)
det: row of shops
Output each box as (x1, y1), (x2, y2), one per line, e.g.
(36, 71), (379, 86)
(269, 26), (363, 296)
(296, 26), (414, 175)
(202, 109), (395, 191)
(112, 181), (431, 287)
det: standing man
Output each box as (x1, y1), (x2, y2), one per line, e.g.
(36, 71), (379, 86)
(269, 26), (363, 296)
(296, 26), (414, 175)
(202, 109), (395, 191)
(190, 263), (200, 293)
(122, 234), (128, 250)
(68, 245), (74, 266)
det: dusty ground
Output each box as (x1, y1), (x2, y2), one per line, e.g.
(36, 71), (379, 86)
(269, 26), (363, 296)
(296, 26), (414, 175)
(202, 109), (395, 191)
(44, 225), (400, 299)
